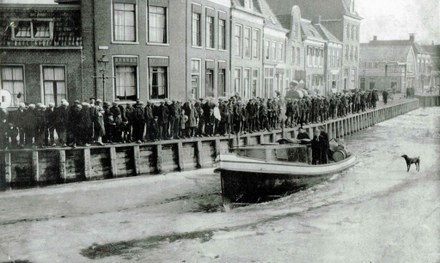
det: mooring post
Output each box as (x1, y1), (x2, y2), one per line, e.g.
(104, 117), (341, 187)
(83, 148), (92, 180)
(176, 142), (185, 172)
(109, 147), (118, 178)
(32, 151), (39, 184)
(4, 152), (11, 186)
(133, 145), (141, 175)
(59, 150), (67, 182)
(156, 144), (163, 173)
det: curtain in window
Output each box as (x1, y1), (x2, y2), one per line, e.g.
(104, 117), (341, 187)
(43, 67), (66, 106)
(114, 3), (136, 42)
(148, 6), (166, 43)
(115, 66), (137, 100)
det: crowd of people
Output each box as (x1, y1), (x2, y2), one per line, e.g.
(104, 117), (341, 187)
(0, 89), (382, 150)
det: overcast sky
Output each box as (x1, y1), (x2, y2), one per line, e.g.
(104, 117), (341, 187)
(2, 0), (440, 44)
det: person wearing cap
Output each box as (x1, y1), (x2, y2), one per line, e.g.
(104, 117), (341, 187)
(68, 101), (83, 147)
(80, 102), (93, 146)
(23, 104), (37, 147)
(45, 102), (57, 146)
(55, 100), (69, 147)
(34, 103), (47, 147)
(132, 100), (145, 143)
(157, 101), (169, 140)
(124, 103), (134, 143)
(9, 102), (27, 147)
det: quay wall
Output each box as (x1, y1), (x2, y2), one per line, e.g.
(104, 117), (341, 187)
(0, 99), (420, 190)
(416, 96), (440, 107)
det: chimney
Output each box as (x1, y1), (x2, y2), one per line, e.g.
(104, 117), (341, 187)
(373, 35), (377, 41)
(409, 33), (415, 42)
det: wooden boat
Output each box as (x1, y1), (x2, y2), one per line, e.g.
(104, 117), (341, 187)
(215, 144), (357, 204)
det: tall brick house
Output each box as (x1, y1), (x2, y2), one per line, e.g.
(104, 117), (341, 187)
(0, 3), (83, 107)
(186, 0), (230, 100)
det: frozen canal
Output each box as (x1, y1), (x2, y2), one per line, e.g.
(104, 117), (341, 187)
(0, 107), (439, 263)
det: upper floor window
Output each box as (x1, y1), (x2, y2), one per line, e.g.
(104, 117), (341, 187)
(292, 47), (296, 64)
(206, 13), (215, 48)
(148, 5), (167, 44)
(264, 40), (270, 59)
(277, 43), (283, 61)
(113, 2), (136, 42)
(244, 0), (252, 9)
(346, 24), (350, 40)
(219, 18), (226, 50)
(192, 6), (202, 47)
(11, 19), (53, 40)
(252, 29), (260, 59)
(234, 25), (242, 56)
(244, 27), (251, 58)
(296, 47), (300, 66)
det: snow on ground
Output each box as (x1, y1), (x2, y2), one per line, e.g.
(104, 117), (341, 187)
(0, 107), (439, 263)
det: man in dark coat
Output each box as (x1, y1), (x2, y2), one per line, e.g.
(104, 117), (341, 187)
(319, 126), (330, 164)
(144, 101), (154, 141)
(132, 100), (145, 143)
(55, 100), (69, 147)
(45, 103), (57, 146)
(158, 101), (169, 140)
(311, 129), (322, 165)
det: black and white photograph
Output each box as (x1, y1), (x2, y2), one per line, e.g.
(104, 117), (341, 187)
(0, 0), (439, 262)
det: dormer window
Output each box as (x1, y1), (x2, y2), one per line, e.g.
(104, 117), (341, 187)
(11, 19), (54, 40)
(244, 0), (252, 9)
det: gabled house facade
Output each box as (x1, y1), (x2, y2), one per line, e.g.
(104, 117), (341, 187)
(230, 0), (264, 98)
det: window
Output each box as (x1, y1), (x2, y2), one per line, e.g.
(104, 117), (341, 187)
(234, 25), (242, 56)
(264, 68), (274, 98)
(205, 69), (214, 97)
(218, 68), (226, 97)
(354, 46), (358, 60)
(149, 66), (167, 99)
(234, 69), (241, 94)
(277, 43), (283, 61)
(243, 69), (250, 98)
(264, 40), (270, 59)
(206, 14), (214, 48)
(271, 42), (276, 61)
(252, 69), (258, 97)
(346, 24), (350, 40)
(148, 5), (167, 43)
(1, 66), (24, 107)
(12, 19), (53, 40)
(115, 65), (137, 100)
(345, 45), (349, 60)
(296, 47), (300, 66)
(252, 29), (260, 59)
(192, 10), (201, 46)
(113, 3), (136, 42)
(191, 60), (200, 99)
(42, 66), (66, 106)
(292, 47), (296, 64)
(244, 27), (251, 58)
(219, 19), (226, 50)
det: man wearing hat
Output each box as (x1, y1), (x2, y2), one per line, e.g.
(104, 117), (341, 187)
(35, 103), (47, 147)
(45, 102), (57, 146)
(55, 99), (69, 147)
(132, 100), (145, 143)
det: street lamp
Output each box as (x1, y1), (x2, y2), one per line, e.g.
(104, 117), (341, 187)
(96, 54), (110, 102)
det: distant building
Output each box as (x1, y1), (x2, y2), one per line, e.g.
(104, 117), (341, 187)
(361, 34), (436, 94)
(0, 3), (83, 107)
(268, 0), (362, 91)
(422, 44), (440, 90)
(230, 0), (264, 99)
(359, 41), (416, 93)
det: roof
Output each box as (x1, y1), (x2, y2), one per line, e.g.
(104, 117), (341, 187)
(266, 0), (361, 22)
(360, 44), (413, 63)
(301, 19), (325, 42)
(369, 39), (430, 55)
(314, 23), (342, 43)
(232, 0), (263, 14)
(0, 4), (81, 48)
(255, 0), (288, 31)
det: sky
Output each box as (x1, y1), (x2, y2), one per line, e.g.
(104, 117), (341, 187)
(2, 0), (440, 45)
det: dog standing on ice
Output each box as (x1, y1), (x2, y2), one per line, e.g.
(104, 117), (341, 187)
(401, 155), (420, 172)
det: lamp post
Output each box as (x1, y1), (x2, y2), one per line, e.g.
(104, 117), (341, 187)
(93, 54), (111, 102)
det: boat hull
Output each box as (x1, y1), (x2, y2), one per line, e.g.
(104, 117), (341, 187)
(216, 154), (357, 204)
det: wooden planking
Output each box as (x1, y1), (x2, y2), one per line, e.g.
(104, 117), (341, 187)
(38, 151), (60, 184)
(65, 149), (85, 182)
(181, 142), (198, 171)
(200, 141), (216, 167)
(138, 145), (156, 175)
(10, 151), (33, 187)
(247, 135), (259, 146)
(90, 148), (111, 180)
(161, 144), (179, 173)
(115, 147), (135, 177)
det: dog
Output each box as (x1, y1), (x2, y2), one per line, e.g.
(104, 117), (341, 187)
(401, 155), (420, 172)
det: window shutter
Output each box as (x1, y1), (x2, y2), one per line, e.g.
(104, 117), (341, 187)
(114, 57), (138, 66)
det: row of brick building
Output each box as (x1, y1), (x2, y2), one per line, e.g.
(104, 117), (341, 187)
(0, 0), (362, 108)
